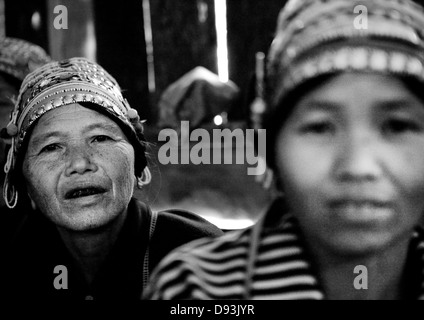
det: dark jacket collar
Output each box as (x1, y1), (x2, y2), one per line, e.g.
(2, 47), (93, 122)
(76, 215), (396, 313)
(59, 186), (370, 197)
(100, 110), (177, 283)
(4, 197), (151, 300)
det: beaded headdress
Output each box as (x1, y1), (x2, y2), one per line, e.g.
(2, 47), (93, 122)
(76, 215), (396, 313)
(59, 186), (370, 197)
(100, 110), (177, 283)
(266, 0), (424, 110)
(3, 57), (150, 208)
(0, 37), (51, 82)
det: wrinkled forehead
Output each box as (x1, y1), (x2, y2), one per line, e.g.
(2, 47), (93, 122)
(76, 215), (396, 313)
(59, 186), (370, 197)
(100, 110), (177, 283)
(36, 103), (104, 123)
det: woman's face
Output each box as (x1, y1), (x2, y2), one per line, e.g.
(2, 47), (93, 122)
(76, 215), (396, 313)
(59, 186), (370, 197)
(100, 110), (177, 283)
(276, 73), (424, 256)
(23, 103), (136, 231)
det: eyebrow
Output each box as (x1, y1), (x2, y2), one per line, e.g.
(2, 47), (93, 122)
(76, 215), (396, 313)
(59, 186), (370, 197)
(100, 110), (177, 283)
(374, 99), (424, 112)
(31, 131), (68, 148)
(301, 98), (424, 114)
(299, 100), (342, 113)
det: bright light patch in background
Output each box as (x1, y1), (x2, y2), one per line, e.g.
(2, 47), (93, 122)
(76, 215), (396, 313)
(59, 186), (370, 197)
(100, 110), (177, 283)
(214, 0), (229, 83)
(205, 215), (255, 230)
(214, 115), (223, 126)
(214, 112), (228, 126)
(31, 11), (42, 31)
(142, 0), (156, 93)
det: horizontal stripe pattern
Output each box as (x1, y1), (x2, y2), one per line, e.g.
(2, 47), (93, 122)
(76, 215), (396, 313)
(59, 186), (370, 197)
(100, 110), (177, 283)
(144, 217), (424, 300)
(144, 217), (324, 300)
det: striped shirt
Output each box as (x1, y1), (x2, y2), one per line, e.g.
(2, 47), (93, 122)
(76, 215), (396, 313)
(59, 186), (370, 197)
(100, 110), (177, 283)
(143, 199), (424, 300)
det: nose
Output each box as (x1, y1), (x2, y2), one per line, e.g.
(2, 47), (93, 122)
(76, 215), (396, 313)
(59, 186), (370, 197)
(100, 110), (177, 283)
(64, 144), (98, 177)
(334, 130), (382, 182)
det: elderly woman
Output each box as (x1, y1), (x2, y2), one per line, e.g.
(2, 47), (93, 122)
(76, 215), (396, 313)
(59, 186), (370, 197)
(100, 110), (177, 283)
(0, 37), (51, 207)
(1, 57), (223, 300)
(144, 0), (424, 300)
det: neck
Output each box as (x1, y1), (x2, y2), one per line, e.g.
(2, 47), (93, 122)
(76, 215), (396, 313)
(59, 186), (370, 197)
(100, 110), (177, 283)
(307, 238), (410, 300)
(56, 211), (128, 285)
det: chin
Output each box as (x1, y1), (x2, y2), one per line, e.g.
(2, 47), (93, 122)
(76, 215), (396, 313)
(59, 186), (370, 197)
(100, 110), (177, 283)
(327, 232), (398, 258)
(60, 211), (120, 233)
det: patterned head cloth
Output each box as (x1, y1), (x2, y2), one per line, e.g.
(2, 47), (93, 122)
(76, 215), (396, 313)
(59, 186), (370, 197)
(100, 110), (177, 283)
(2, 57), (149, 208)
(0, 37), (51, 82)
(266, 0), (424, 111)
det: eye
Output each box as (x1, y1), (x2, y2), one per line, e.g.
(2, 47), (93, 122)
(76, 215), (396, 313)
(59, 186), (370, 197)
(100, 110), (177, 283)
(382, 118), (422, 135)
(92, 135), (113, 143)
(299, 121), (336, 135)
(40, 144), (61, 154)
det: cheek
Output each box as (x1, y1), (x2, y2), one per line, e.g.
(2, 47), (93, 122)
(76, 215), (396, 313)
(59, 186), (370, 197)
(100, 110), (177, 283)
(276, 136), (332, 194)
(275, 132), (336, 224)
(388, 146), (424, 209)
(102, 146), (135, 187)
(22, 157), (59, 202)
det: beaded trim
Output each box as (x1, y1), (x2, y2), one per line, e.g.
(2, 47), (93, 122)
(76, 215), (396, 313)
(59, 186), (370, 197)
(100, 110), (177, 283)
(272, 46), (424, 106)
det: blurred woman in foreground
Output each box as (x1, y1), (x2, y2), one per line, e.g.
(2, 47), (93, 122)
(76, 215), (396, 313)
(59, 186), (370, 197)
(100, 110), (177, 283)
(144, 0), (424, 300)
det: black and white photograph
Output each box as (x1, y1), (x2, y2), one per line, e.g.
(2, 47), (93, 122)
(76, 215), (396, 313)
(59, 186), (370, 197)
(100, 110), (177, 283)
(1, 0), (424, 310)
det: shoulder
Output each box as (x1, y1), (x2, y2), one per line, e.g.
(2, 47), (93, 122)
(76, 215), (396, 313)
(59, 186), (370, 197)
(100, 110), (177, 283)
(146, 205), (225, 272)
(144, 227), (253, 299)
(130, 198), (223, 237)
(160, 226), (252, 259)
(156, 208), (224, 238)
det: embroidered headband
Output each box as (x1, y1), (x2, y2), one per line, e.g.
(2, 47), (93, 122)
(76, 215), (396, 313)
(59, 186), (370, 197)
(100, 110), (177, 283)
(0, 37), (51, 82)
(266, 0), (424, 109)
(3, 57), (150, 209)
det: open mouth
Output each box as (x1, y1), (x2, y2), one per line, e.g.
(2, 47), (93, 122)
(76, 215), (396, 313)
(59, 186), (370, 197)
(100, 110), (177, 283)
(65, 187), (107, 199)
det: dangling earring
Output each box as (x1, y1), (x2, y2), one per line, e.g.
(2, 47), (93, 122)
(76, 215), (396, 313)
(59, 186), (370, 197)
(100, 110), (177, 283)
(3, 179), (18, 209)
(136, 167), (152, 189)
